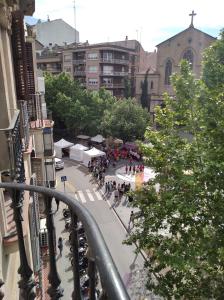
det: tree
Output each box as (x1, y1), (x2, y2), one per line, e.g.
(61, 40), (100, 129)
(140, 69), (150, 109)
(44, 74), (116, 136)
(101, 99), (149, 142)
(124, 77), (131, 98)
(125, 31), (224, 299)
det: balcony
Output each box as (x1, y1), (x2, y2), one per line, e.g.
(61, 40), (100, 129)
(0, 182), (130, 300)
(100, 57), (129, 65)
(74, 70), (86, 76)
(0, 111), (25, 183)
(27, 94), (53, 129)
(73, 59), (86, 65)
(101, 71), (128, 76)
(100, 83), (125, 89)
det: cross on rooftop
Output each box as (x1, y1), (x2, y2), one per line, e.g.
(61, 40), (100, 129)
(189, 10), (197, 27)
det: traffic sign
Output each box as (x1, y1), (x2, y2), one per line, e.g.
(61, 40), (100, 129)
(61, 176), (67, 182)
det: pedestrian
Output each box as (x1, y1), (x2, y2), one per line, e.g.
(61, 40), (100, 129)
(113, 180), (116, 190)
(88, 161), (91, 172)
(129, 165), (132, 172)
(55, 198), (60, 212)
(129, 211), (134, 226)
(114, 189), (119, 202)
(133, 165), (136, 174)
(105, 182), (108, 194)
(125, 165), (128, 174)
(58, 237), (63, 256)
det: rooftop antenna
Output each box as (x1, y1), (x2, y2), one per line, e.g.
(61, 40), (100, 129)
(140, 27), (142, 44)
(74, 0), (77, 43)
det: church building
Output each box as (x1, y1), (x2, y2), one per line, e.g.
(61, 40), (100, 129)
(135, 11), (216, 115)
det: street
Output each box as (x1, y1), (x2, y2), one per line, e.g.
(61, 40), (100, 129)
(53, 159), (160, 300)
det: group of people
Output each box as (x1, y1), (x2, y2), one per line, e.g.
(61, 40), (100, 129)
(125, 163), (144, 174)
(105, 180), (132, 202)
(88, 157), (109, 185)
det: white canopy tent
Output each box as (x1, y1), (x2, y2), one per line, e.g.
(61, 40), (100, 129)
(54, 139), (74, 158)
(90, 134), (105, 143)
(76, 135), (90, 140)
(70, 144), (88, 161)
(82, 147), (106, 167)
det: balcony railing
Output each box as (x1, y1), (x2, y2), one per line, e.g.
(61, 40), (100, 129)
(74, 70), (86, 76)
(27, 94), (53, 128)
(100, 58), (129, 65)
(100, 83), (125, 89)
(0, 182), (130, 300)
(0, 111), (25, 183)
(73, 59), (86, 65)
(19, 100), (30, 150)
(101, 71), (128, 76)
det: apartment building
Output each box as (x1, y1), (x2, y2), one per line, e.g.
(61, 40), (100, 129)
(0, 1), (55, 298)
(37, 38), (152, 98)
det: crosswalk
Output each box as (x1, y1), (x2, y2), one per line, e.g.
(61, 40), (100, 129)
(74, 188), (105, 204)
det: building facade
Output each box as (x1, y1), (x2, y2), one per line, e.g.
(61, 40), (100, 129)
(32, 18), (79, 47)
(136, 22), (216, 114)
(0, 1), (55, 298)
(37, 38), (153, 98)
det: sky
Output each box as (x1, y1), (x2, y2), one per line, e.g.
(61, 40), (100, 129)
(33, 0), (223, 51)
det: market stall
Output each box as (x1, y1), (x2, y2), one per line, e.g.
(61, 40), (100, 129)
(82, 147), (106, 167)
(54, 139), (74, 158)
(70, 144), (88, 162)
(90, 134), (105, 143)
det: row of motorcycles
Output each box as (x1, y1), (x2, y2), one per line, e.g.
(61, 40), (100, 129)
(63, 208), (100, 298)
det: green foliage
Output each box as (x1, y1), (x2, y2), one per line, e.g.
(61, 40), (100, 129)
(124, 77), (131, 98)
(45, 74), (150, 139)
(140, 69), (150, 109)
(101, 98), (150, 142)
(125, 35), (224, 298)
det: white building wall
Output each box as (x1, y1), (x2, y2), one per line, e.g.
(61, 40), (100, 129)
(34, 19), (79, 47)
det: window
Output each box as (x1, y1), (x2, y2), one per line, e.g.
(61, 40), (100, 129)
(183, 49), (194, 68)
(43, 128), (53, 156)
(103, 78), (113, 84)
(64, 54), (72, 62)
(88, 78), (98, 85)
(150, 81), (154, 89)
(64, 67), (71, 73)
(103, 65), (113, 75)
(88, 66), (98, 73)
(164, 59), (172, 85)
(87, 53), (98, 60)
(103, 52), (113, 60)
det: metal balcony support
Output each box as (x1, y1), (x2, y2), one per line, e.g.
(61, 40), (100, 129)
(44, 195), (64, 299)
(0, 183), (130, 300)
(70, 211), (82, 300)
(88, 258), (96, 300)
(0, 280), (4, 300)
(11, 189), (36, 299)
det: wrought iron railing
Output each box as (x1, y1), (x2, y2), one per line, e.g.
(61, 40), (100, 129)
(19, 100), (30, 150)
(0, 111), (25, 183)
(0, 183), (130, 300)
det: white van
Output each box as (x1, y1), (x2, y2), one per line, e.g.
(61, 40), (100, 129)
(55, 158), (64, 170)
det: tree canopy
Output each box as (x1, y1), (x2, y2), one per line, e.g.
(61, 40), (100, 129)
(45, 72), (149, 140)
(100, 98), (149, 142)
(140, 69), (150, 109)
(126, 30), (224, 299)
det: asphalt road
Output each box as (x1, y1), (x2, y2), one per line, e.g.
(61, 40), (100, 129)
(54, 159), (159, 300)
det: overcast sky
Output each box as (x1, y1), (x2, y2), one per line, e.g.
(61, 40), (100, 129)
(34, 0), (223, 51)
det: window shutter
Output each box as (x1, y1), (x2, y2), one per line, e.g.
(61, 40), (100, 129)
(25, 42), (35, 94)
(11, 11), (28, 101)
